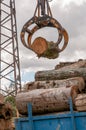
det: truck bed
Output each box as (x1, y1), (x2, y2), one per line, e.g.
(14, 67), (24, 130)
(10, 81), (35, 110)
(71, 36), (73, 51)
(15, 98), (86, 130)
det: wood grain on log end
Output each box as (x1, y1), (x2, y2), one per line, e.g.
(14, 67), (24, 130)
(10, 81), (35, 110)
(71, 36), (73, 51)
(31, 37), (48, 55)
(75, 94), (86, 112)
(0, 102), (13, 120)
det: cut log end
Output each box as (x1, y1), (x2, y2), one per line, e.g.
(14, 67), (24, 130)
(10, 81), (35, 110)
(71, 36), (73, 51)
(31, 37), (59, 59)
(0, 102), (13, 120)
(31, 37), (48, 55)
(0, 94), (13, 130)
(75, 94), (86, 112)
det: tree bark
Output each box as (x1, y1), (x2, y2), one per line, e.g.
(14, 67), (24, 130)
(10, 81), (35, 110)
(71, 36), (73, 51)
(0, 94), (4, 104)
(35, 68), (86, 81)
(0, 103), (13, 120)
(16, 85), (81, 115)
(55, 59), (86, 70)
(75, 94), (86, 111)
(23, 77), (85, 92)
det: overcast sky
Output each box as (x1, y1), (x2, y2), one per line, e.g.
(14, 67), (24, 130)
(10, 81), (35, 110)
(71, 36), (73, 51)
(14, 0), (86, 82)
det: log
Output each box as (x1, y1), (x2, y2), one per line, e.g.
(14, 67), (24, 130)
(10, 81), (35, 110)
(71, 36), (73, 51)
(55, 59), (86, 70)
(0, 103), (13, 120)
(75, 94), (86, 111)
(31, 37), (59, 59)
(0, 119), (13, 130)
(0, 93), (4, 104)
(23, 77), (85, 92)
(31, 37), (48, 55)
(38, 40), (59, 59)
(16, 85), (81, 115)
(35, 68), (86, 81)
(0, 103), (13, 130)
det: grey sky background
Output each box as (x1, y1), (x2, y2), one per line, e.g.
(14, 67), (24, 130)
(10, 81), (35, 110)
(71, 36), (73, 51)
(15, 0), (86, 75)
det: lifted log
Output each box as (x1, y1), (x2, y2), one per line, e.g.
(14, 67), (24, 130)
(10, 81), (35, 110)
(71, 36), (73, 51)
(31, 37), (59, 59)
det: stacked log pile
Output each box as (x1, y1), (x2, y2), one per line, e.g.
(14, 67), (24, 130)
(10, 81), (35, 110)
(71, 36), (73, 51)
(0, 93), (13, 130)
(16, 59), (86, 115)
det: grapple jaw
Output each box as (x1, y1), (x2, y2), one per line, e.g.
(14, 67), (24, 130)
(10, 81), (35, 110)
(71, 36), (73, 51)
(20, 0), (69, 59)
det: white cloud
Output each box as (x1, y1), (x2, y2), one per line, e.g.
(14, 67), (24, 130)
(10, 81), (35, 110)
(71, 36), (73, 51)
(51, 0), (86, 7)
(1, 0), (86, 83)
(16, 1), (86, 74)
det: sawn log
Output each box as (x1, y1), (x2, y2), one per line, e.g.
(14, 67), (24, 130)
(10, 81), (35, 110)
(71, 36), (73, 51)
(16, 84), (85, 115)
(55, 59), (86, 70)
(31, 37), (59, 59)
(0, 93), (4, 104)
(0, 94), (13, 130)
(24, 77), (85, 92)
(35, 68), (86, 81)
(75, 94), (86, 112)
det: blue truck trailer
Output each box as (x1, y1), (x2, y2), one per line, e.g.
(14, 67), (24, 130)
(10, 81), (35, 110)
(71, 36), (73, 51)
(15, 98), (86, 130)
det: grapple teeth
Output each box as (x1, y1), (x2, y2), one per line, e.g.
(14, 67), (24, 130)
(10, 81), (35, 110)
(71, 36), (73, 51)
(20, 0), (69, 59)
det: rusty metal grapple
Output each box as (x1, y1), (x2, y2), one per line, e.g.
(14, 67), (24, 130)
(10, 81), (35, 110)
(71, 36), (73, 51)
(20, 0), (69, 59)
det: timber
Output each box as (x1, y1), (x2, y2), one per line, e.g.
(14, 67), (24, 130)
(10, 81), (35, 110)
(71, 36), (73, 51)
(31, 37), (59, 59)
(55, 59), (86, 70)
(16, 85), (83, 115)
(16, 59), (86, 115)
(24, 77), (85, 92)
(35, 68), (86, 81)
(37, 40), (59, 59)
(0, 103), (13, 120)
(0, 119), (13, 130)
(75, 94), (86, 111)
(0, 93), (13, 130)
(0, 94), (4, 104)
(31, 37), (48, 55)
